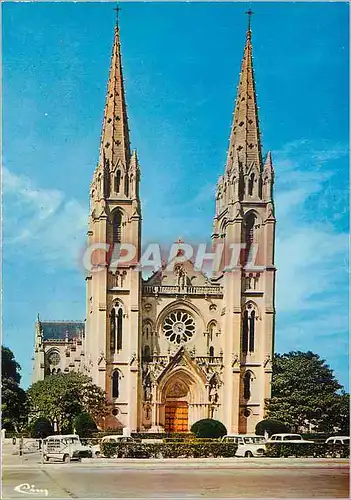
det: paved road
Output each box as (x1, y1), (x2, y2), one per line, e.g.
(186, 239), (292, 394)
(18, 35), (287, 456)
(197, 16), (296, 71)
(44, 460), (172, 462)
(2, 455), (349, 499)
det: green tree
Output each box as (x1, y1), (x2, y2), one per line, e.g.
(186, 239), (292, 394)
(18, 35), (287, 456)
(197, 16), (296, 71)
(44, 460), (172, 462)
(266, 351), (349, 433)
(30, 417), (54, 439)
(73, 412), (97, 437)
(1, 346), (28, 432)
(27, 372), (108, 433)
(255, 419), (290, 437)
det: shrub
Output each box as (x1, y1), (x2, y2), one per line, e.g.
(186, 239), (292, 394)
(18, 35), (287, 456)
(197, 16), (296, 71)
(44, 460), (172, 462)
(30, 417), (53, 439)
(73, 412), (97, 438)
(100, 440), (237, 459)
(255, 419), (290, 437)
(265, 442), (349, 458)
(191, 419), (227, 439)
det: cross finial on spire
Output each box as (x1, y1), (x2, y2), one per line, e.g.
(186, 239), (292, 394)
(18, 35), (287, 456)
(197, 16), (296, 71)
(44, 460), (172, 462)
(245, 8), (254, 33)
(113, 3), (121, 28)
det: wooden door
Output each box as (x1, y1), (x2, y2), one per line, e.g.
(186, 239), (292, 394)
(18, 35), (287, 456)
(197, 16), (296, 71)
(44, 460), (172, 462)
(165, 402), (188, 432)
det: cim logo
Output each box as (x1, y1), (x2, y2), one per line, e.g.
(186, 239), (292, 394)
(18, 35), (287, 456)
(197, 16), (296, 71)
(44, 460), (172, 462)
(14, 484), (48, 497)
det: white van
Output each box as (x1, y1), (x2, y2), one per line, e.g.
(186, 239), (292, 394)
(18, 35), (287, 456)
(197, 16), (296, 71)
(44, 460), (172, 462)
(266, 434), (314, 444)
(91, 435), (136, 457)
(221, 434), (266, 457)
(43, 434), (92, 462)
(325, 436), (349, 445)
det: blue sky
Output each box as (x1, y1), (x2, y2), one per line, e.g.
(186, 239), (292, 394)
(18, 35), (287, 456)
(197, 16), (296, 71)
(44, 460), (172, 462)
(2, 2), (349, 390)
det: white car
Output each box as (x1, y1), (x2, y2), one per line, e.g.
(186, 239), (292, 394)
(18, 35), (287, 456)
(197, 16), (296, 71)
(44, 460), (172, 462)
(325, 436), (349, 445)
(91, 435), (136, 457)
(43, 434), (92, 462)
(221, 434), (266, 457)
(266, 433), (314, 444)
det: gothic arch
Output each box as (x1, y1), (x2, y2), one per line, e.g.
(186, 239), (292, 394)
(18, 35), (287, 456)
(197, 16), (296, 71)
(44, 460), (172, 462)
(158, 367), (207, 405)
(110, 206), (128, 220)
(109, 301), (125, 352)
(242, 370), (256, 401)
(243, 208), (260, 221)
(114, 170), (122, 194)
(111, 369), (122, 398)
(142, 319), (154, 339)
(207, 320), (218, 341)
(244, 300), (260, 318)
(242, 301), (259, 354)
(108, 298), (126, 314)
(46, 347), (60, 357)
(111, 209), (123, 244)
(246, 163), (260, 196)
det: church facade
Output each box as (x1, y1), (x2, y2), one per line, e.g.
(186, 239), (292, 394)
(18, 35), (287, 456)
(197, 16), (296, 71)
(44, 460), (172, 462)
(32, 18), (276, 435)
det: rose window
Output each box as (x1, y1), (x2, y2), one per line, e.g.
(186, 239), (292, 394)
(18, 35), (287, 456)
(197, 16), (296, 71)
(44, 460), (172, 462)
(48, 351), (60, 366)
(163, 310), (195, 345)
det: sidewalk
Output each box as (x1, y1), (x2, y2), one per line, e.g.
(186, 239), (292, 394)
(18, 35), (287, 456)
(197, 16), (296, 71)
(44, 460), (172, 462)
(78, 457), (349, 468)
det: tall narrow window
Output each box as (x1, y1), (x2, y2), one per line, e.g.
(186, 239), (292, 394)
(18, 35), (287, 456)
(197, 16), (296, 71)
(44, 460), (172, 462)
(243, 372), (251, 400)
(249, 310), (255, 352)
(244, 213), (255, 265)
(209, 322), (216, 342)
(124, 173), (129, 197)
(144, 345), (151, 361)
(115, 171), (121, 194)
(248, 173), (255, 196)
(242, 311), (249, 353)
(112, 371), (119, 398)
(113, 211), (122, 243)
(104, 164), (110, 198)
(110, 308), (116, 352)
(117, 308), (123, 350)
(209, 346), (215, 358)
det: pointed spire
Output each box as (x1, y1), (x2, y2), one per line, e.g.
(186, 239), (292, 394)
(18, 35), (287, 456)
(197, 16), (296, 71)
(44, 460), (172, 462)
(98, 22), (131, 173)
(226, 14), (262, 174)
(262, 151), (274, 200)
(263, 151), (273, 173)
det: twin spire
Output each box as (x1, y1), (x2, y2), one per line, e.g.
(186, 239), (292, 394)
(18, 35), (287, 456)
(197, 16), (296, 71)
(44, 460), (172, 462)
(96, 12), (271, 201)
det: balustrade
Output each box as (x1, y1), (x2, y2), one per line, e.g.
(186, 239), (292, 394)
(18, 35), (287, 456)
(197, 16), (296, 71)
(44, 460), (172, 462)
(143, 285), (223, 296)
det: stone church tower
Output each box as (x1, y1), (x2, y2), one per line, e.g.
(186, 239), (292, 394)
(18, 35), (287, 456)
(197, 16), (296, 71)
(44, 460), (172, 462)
(32, 15), (276, 435)
(84, 23), (142, 432)
(212, 22), (276, 434)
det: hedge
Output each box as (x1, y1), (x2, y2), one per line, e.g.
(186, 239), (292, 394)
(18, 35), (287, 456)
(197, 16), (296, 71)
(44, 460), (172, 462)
(101, 441), (238, 459)
(266, 443), (349, 458)
(131, 432), (193, 440)
(191, 419), (227, 439)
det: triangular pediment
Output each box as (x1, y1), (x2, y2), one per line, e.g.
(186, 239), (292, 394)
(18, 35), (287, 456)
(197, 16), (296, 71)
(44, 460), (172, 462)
(156, 346), (207, 384)
(145, 258), (210, 287)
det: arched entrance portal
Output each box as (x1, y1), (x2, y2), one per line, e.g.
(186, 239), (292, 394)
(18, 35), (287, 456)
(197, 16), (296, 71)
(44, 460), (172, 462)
(164, 380), (189, 433)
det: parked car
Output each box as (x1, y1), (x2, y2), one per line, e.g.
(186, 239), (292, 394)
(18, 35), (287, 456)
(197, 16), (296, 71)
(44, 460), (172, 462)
(266, 434), (314, 444)
(221, 434), (266, 457)
(91, 435), (136, 457)
(325, 436), (350, 445)
(43, 434), (92, 463)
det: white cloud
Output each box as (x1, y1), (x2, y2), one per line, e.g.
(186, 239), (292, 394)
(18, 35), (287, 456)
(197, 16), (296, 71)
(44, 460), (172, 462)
(273, 140), (348, 316)
(3, 167), (87, 269)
